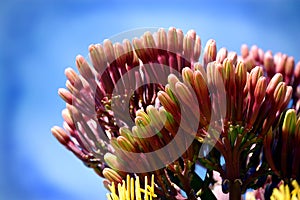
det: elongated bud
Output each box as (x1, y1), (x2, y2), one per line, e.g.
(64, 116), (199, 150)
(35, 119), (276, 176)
(157, 28), (167, 50)
(65, 67), (80, 85)
(241, 44), (249, 58)
(62, 108), (75, 129)
(266, 73), (283, 95)
(146, 105), (164, 130)
(248, 66), (263, 93)
(273, 82), (287, 108)
(143, 31), (157, 61)
(168, 27), (178, 53)
(103, 39), (115, 64)
(182, 67), (194, 86)
(216, 47), (228, 64)
(89, 44), (108, 73)
(104, 153), (123, 172)
(204, 39), (217, 66)
(51, 126), (70, 146)
(122, 39), (135, 66)
(284, 56), (295, 84)
(135, 110), (151, 126)
(158, 91), (181, 122)
(117, 136), (136, 152)
(113, 42), (126, 68)
(263, 50), (275, 76)
(76, 55), (95, 82)
(103, 168), (123, 184)
(194, 35), (201, 61)
(58, 88), (73, 105)
(119, 127), (136, 146)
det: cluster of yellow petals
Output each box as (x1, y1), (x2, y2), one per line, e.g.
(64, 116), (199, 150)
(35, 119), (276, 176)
(107, 174), (157, 200)
(271, 180), (300, 200)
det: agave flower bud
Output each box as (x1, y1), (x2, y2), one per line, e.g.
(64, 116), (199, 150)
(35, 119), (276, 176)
(216, 47), (228, 64)
(58, 88), (73, 105)
(264, 109), (300, 181)
(241, 44), (249, 58)
(263, 50), (275, 78)
(103, 168), (123, 184)
(204, 39), (217, 67)
(284, 56), (295, 85)
(235, 61), (247, 121)
(248, 77), (267, 126)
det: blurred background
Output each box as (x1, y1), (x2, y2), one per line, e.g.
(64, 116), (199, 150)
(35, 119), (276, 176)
(0, 0), (299, 199)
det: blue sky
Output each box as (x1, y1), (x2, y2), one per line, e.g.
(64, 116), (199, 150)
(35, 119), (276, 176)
(0, 0), (299, 199)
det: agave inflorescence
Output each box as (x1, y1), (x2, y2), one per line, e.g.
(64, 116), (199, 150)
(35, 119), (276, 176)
(52, 27), (300, 200)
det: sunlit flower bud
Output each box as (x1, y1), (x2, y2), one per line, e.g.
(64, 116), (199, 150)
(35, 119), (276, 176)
(241, 44), (249, 58)
(157, 28), (167, 51)
(167, 27), (178, 53)
(103, 168), (123, 184)
(58, 88), (73, 105)
(263, 50), (275, 77)
(204, 39), (217, 66)
(216, 47), (228, 64)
